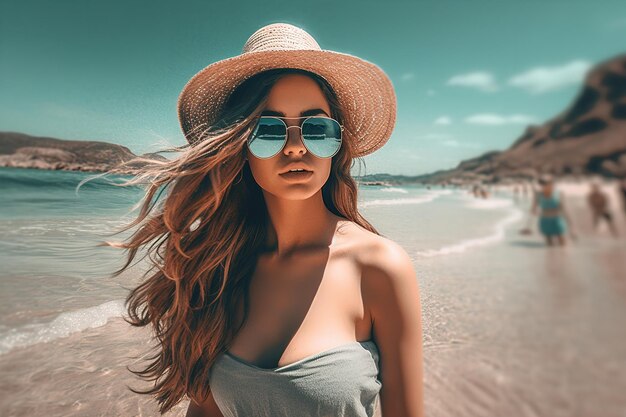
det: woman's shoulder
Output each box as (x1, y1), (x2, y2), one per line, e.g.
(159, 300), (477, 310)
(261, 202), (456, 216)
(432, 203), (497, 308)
(335, 220), (411, 272)
(337, 221), (418, 314)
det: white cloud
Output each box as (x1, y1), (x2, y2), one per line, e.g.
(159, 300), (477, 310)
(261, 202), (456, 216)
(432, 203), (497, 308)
(434, 116), (452, 125)
(464, 113), (537, 125)
(442, 139), (481, 148)
(427, 89), (436, 96)
(420, 133), (452, 140)
(447, 71), (498, 92)
(417, 133), (479, 148)
(508, 60), (592, 94)
(607, 18), (626, 31)
(401, 72), (415, 81)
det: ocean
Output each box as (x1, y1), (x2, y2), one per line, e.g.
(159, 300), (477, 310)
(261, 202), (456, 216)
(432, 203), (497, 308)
(1, 166), (625, 417)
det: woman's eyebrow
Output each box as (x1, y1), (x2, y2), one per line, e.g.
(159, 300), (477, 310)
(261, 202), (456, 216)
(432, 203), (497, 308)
(261, 108), (330, 117)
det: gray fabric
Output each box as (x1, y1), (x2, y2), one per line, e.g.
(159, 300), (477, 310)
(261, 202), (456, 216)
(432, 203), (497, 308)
(209, 340), (381, 417)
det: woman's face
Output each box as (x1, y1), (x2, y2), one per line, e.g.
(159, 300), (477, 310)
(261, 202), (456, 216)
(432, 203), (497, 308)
(541, 182), (554, 193)
(246, 74), (334, 200)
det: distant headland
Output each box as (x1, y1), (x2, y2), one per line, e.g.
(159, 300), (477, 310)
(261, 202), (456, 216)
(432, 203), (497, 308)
(0, 132), (168, 175)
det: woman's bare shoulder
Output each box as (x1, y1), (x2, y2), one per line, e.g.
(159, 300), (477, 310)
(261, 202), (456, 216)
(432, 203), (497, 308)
(335, 220), (409, 268)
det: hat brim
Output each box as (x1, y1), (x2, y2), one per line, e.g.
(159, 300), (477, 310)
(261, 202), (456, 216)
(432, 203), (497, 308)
(177, 49), (397, 157)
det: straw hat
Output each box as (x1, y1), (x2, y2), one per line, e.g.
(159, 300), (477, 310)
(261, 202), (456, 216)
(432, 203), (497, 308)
(177, 22), (397, 157)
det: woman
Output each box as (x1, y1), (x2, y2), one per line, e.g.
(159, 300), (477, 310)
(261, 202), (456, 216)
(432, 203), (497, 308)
(97, 23), (423, 417)
(531, 174), (575, 246)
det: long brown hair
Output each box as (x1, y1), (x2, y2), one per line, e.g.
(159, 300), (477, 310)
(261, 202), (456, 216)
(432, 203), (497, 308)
(89, 68), (381, 414)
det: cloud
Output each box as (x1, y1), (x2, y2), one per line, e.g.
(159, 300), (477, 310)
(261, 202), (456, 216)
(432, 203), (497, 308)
(420, 133), (452, 140)
(508, 60), (592, 94)
(434, 116), (452, 125)
(417, 133), (479, 148)
(447, 71), (498, 92)
(442, 139), (481, 148)
(427, 89), (436, 96)
(607, 17), (626, 31)
(401, 72), (415, 81)
(464, 113), (537, 125)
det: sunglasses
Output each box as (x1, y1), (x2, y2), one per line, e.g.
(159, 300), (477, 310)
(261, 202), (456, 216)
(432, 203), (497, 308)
(247, 116), (343, 159)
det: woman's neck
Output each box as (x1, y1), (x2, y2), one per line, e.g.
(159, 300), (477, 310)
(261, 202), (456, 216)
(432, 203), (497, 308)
(262, 189), (341, 259)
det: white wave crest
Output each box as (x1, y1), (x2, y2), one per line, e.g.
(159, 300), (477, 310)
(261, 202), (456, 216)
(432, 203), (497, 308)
(359, 194), (438, 207)
(415, 208), (523, 258)
(465, 197), (514, 210)
(0, 299), (126, 355)
(380, 187), (409, 194)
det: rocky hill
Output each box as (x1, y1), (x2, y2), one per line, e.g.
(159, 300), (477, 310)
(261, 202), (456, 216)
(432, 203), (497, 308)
(0, 132), (167, 174)
(419, 53), (626, 183)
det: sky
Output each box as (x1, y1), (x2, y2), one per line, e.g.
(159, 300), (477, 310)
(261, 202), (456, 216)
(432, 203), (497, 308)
(1, 0), (626, 176)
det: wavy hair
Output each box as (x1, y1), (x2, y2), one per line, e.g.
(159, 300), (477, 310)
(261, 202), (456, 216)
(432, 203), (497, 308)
(86, 68), (381, 414)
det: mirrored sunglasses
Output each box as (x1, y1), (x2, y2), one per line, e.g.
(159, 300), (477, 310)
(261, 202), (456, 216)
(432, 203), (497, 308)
(247, 116), (343, 159)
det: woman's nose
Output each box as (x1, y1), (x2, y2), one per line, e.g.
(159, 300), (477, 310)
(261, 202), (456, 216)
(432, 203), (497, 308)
(283, 125), (307, 155)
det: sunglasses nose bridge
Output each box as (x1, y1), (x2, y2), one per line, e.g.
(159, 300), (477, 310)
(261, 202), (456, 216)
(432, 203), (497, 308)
(283, 124), (306, 153)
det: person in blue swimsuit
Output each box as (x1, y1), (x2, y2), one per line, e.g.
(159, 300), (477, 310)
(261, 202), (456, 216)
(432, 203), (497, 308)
(531, 175), (575, 246)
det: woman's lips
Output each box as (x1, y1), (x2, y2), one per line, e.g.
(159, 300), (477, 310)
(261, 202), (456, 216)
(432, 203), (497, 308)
(279, 170), (314, 181)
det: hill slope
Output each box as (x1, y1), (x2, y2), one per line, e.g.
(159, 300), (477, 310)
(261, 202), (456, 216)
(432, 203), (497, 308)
(0, 132), (166, 173)
(420, 53), (626, 183)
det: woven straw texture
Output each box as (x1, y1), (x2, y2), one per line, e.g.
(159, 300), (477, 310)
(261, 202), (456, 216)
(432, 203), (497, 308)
(177, 23), (397, 157)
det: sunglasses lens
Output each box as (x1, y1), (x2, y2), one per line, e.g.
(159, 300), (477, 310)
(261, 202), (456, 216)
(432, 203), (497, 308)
(302, 117), (342, 158)
(248, 116), (342, 159)
(247, 117), (286, 158)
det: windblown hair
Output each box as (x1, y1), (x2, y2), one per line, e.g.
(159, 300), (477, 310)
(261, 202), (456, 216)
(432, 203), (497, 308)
(86, 68), (381, 414)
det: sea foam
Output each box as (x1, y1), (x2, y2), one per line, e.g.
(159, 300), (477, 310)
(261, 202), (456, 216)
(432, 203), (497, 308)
(0, 299), (126, 355)
(359, 189), (448, 208)
(415, 207), (523, 258)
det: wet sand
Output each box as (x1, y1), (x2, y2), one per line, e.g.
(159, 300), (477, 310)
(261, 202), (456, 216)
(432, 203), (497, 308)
(1, 189), (625, 416)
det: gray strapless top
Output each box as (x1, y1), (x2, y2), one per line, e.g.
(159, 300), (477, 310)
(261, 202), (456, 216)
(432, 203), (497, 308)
(208, 340), (382, 417)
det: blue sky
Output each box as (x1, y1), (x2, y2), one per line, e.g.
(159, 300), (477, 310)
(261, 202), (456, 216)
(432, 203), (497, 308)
(1, 0), (625, 175)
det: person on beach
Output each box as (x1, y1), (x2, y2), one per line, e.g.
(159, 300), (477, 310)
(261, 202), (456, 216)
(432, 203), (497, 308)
(586, 181), (619, 237)
(99, 23), (423, 417)
(531, 174), (575, 246)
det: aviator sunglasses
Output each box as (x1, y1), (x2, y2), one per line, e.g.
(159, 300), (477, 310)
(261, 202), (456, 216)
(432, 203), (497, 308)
(247, 116), (344, 159)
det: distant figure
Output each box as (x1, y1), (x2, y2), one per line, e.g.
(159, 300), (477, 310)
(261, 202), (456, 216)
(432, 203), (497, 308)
(531, 175), (575, 246)
(587, 182), (618, 237)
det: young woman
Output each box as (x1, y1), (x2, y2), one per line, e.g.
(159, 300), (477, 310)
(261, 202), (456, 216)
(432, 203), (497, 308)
(531, 175), (575, 246)
(99, 23), (423, 417)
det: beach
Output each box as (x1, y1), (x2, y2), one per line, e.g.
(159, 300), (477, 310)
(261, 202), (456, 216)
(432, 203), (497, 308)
(1, 167), (625, 417)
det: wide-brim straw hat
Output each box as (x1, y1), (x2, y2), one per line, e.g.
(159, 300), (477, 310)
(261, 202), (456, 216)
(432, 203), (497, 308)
(177, 22), (397, 157)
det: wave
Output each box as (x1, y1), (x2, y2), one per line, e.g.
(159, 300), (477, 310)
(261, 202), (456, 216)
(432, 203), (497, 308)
(0, 168), (139, 191)
(359, 194), (439, 207)
(415, 208), (524, 258)
(359, 188), (455, 208)
(380, 187), (409, 194)
(464, 197), (514, 210)
(0, 299), (126, 355)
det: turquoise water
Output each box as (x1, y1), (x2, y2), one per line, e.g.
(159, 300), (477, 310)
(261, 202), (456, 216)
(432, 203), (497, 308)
(0, 167), (521, 354)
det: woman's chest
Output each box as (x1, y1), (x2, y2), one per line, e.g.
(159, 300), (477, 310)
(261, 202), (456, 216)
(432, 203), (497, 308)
(228, 250), (372, 369)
